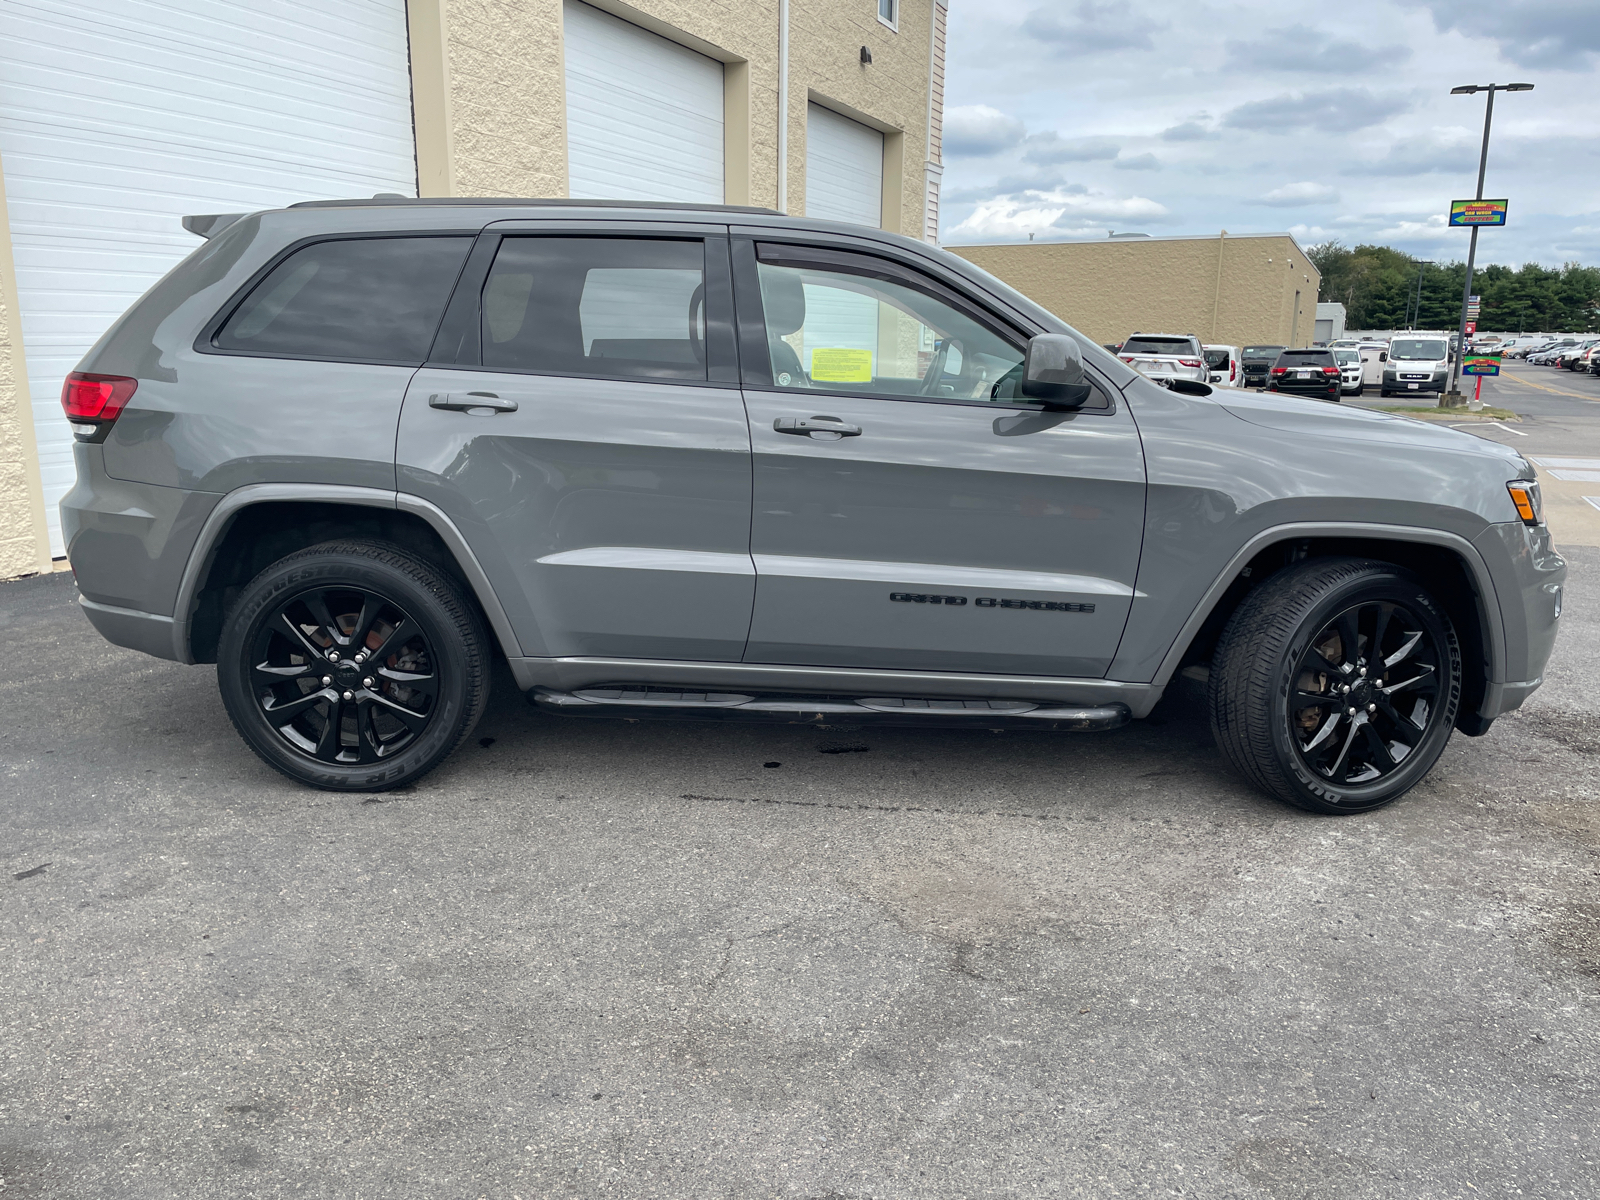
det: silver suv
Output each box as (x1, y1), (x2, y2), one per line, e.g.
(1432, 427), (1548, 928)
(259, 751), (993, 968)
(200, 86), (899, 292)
(61, 199), (1564, 814)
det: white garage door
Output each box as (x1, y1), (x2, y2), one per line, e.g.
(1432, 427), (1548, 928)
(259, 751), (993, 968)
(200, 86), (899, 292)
(805, 104), (883, 227)
(0, 0), (418, 555)
(564, 1), (724, 204)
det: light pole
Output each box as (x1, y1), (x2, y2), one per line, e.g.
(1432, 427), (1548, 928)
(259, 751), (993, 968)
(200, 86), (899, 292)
(1406, 260), (1434, 329)
(1444, 81), (1533, 404)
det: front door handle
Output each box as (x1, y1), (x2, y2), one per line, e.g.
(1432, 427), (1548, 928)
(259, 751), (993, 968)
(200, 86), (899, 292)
(774, 415), (862, 439)
(429, 391), (518, 414)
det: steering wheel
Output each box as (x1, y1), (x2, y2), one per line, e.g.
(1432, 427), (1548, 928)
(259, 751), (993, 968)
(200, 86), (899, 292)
(688, 284), (706, 366)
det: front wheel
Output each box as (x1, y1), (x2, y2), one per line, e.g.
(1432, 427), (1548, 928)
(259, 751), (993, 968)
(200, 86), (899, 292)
(217, 540), (490, 791)
(1208, 558), (1461, 814)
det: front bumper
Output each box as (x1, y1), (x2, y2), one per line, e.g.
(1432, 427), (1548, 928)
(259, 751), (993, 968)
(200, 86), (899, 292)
(1472, 520), (1566, 720)
(1385, 370), (1448, 392)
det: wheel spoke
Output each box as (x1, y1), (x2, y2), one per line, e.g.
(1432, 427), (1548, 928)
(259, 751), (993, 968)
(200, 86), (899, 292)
(263, 688), (330, 727)
(1360, 720), (1397, 769)
(367, 617), (412, 664)
(1324, 717), (1364, 781)
(365, 689), (430, 732)
(1383, 664), (1436, 697)
(1370, 604), (1392, 665)
(313, 696), (346, 759)
(304, 591), (343, 646)
(1306, 648), (1350, 678)
(253, 660), (314, 681)
(1374, 697), (1423, 745)
(1303, 710), (1344, 753)
(354, 701), (383, 763)
(351, 594), (384, 651)
(1335, 611), (1362, 667)
(270, 612), (326, 662)
(1384, 630), (1424, 668)
(1293, 689), (1341, 709)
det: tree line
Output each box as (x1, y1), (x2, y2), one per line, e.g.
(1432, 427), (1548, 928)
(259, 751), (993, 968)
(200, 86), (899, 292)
(1306, 242), (1600, 333)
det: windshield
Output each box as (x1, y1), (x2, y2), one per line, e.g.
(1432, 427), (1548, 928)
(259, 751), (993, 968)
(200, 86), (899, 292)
(1243, 345), (1285, 358)
(1389, 338), (1449, 361)
(1333, 349), (1360, 364)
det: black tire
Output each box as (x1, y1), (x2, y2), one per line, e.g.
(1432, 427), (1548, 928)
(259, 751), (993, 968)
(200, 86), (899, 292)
(217, 540), (490, 791)
(1379, 388), (1391, 398)
(1208, 558), (1462, 815)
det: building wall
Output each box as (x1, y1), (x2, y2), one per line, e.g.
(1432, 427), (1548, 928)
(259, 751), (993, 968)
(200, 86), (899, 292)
(0, 157), (52, 578)
(950, 234), (1321, 350)
(413, 0), (941, 237)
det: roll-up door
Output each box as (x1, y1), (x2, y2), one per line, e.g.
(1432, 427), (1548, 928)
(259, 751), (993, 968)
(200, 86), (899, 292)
(0, 0), (417, 555)
(564, 0), (724, 204)
(805, 104), (883, 227)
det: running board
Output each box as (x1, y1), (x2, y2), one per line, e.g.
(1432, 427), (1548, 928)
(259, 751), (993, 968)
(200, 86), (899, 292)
(530, 686), (1130, 731)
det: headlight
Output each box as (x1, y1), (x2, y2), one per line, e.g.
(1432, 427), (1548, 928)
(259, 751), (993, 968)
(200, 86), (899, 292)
(1506, 480), (1543, 526)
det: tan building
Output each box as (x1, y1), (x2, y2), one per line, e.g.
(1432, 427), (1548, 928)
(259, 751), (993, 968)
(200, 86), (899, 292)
(0, 0), (947, 577)
(951, 233), (1321, 353)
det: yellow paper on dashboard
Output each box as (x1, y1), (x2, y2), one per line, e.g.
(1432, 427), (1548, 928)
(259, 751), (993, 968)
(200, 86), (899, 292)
(809, 348), (873, 382)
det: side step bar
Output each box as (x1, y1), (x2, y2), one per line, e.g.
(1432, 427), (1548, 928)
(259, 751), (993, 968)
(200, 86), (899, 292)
(530, 686), (1130, 732)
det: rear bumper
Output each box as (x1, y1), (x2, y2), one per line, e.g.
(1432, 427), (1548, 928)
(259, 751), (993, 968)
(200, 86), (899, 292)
(79, 596), (180, 661)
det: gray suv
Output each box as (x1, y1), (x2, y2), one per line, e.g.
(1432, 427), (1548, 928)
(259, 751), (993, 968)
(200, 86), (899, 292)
(61, 199), (1564, 814)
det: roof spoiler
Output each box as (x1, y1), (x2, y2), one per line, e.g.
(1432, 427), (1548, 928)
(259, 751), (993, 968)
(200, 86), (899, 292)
(182, 213), (246, 239)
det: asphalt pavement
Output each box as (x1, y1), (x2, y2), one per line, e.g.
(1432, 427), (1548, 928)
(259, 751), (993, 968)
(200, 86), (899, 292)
(4, 368), (1600, 1198)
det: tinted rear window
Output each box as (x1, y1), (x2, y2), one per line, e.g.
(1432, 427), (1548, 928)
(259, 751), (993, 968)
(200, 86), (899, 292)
(481, 237), (707, 381)
(1122, 336), (1193, 354)
(215, 237), (471, 363)
(1204, 349), (1230, 368)
(1276, 350), (1335, 366)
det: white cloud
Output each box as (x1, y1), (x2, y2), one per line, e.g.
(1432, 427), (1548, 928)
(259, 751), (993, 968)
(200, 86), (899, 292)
(946, 188), (1173, 243)
(1255, 181), (1340, 207)
(944, 105), (1027, 157)
(1114, 153), (1161, 171)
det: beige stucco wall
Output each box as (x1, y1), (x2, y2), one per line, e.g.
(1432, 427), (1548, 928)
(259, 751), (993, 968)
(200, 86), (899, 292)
(417, 0), (939, 236)
(951, 235), (1321, 350)
(0, 154), (54, 578)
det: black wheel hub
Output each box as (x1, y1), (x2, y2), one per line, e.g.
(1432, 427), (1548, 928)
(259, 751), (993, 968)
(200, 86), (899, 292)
(249, 587), (439, 765)
(1288, 599), (1442, 787)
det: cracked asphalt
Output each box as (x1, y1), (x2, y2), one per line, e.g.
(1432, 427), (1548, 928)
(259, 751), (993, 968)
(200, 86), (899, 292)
(4, 492), (1600, 1194)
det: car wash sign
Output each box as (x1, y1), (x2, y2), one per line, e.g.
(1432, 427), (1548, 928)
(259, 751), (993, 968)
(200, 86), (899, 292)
(1450, 199), (1509, 227)
(1463, 352), (1501, 376)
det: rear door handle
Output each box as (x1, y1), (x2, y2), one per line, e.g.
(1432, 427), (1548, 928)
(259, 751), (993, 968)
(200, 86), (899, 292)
(428, 391), (518, 414)
(774, 415), (862, 439)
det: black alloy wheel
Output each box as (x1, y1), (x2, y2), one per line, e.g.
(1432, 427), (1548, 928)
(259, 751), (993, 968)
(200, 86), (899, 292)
(1286, 599), (1442, 787)
(1209, 557), (1461, 814)
(218, 540), (488, 791)
(248, 585), (438, 765)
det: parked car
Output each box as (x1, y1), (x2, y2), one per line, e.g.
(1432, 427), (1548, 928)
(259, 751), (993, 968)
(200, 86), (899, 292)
(1556, 339), (1600, 370)
(1240, 344), (1286, 389)
(60, 197), (1564, 815)
(1203, 344), (1244, 387)
(1118, 333), (1208, 385)
(1331, 347), (1364, 395)
(1580, 343), (1600, 375)
(1380, 334), (1452, 397)
(1530, 338), (1578, 365)
(1268, 348), (1342, 401)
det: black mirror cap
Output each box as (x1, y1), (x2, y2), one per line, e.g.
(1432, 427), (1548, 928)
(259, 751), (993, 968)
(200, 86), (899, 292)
(1162, 378), (1213, 397)
(1021, 334), (1092, 409)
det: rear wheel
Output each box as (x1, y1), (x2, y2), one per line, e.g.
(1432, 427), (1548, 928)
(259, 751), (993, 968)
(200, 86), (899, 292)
(217, 540), (489, 791)
(1208, 558), (1461, 814)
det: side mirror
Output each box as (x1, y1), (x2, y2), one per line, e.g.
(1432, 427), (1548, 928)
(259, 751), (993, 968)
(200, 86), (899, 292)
(1378, 351), (1387, 362)
(1021, 334), (1093, 409)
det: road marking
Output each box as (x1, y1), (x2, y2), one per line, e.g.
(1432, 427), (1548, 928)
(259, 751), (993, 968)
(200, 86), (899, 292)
(1529, 457), (1600, 468)
(1498, 374), (1600, 401)
(1451, 422), (1525, 436)
(1587, 497), (1600, 514)
(1547, 470), (1600, 481)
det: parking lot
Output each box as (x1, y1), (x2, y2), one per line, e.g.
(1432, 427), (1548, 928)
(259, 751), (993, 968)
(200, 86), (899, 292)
(5, 368), (1600, 1198)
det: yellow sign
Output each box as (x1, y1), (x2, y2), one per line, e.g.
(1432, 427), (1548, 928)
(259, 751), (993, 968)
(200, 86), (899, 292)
(809, 347), (873, 382)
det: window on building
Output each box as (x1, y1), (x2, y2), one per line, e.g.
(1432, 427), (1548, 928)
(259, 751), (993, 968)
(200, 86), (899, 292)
(214, 237), (471, 364)
(878, 0), (897, 27)
(481, 238), (707, 381)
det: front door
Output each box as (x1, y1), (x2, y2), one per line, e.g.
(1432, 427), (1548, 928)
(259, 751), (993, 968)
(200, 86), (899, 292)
(397, 229), (755, 662)
(735, 239), (1146, 678)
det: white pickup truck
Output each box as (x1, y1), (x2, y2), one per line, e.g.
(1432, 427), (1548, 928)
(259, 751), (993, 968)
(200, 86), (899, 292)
(1117, 333), (1208, 385)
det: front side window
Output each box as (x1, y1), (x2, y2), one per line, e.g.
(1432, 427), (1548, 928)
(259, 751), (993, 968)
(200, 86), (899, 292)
(482, 238), (707, 380)
(215, 237), (471, 363)
(753, 247), (1028, 403)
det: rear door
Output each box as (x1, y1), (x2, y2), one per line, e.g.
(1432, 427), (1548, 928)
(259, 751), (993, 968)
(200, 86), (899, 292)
(396, 223), (754, 662)
(733, 236), (1146, 678)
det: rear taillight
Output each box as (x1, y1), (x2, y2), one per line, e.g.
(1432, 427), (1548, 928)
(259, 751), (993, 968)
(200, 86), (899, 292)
(1119, 355), (1134, 363)
(1271, 367), (1286, 375)
(1322, 366), (1340, 375)
(1177, 358), (1202, 368)
(61, 372), (136, 437)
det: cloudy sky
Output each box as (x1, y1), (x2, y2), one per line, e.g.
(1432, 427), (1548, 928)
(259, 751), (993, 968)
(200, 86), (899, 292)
(938, 0), (1600, 267)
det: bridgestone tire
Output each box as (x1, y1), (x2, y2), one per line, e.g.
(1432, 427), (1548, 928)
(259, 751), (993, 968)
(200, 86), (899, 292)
(1207, 558), (1462, 815)
(217, 540), (489, 791)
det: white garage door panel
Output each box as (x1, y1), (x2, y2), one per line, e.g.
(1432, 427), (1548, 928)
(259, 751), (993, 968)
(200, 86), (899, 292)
(805, 103), (883, 228)
(564, 0), (723, 204)
(0, 0), (418, 555)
